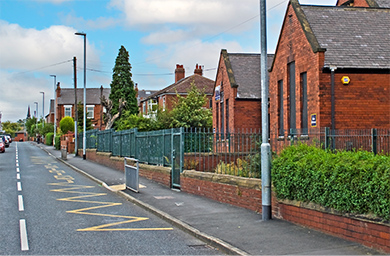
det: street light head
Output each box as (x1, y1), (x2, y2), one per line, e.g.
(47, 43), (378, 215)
(75, 32), (86, 36)
(50, 75), (56, 78)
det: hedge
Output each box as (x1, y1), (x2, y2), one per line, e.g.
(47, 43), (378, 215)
(54, 135), (61, 150)
(45, 132), (54, 146)
(272, 144), (390, 220)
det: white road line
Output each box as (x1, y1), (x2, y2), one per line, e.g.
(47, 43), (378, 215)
(19, 219), (29, 251)
(17, 182), (22, 191)
(18, 195), (24, 211)
(16, 163), (19, 167)
(17, 173), (20, 180)
(16, 167), (20, 173)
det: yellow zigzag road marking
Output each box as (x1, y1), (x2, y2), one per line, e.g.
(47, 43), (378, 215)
(48, 182), (173, 232)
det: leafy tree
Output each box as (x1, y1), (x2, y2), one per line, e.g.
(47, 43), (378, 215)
(170, 82), (212, 129)
(77, 102), (93, 132)
(39, 123), (54, 137)
(109, 45), (138, 120)
(59, 116), (74, 134)
(2, 121), (22, 137)
(25, 117), (37, 136)
(116, 112), (155, 131)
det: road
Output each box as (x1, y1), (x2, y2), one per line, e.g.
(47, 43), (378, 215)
(0, 142), (221, 255)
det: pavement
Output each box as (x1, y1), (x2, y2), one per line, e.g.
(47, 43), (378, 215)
(36, 143), (383, 255)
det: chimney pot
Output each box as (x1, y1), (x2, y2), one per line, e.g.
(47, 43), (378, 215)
(175, 64), (185, 83)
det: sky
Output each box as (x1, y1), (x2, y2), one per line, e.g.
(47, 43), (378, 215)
(0, 0), (336, 123)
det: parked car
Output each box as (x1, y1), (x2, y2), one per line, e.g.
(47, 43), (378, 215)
(0, 140), (5, 153)
(0, 135), (9, 148)
(5, 134), (12, 143)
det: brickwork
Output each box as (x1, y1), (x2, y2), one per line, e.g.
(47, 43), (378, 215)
(269, 3), (390, 153)
(213, 51), (262, 134)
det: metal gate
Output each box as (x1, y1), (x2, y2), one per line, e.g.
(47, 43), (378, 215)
(171, 128), (183, 189)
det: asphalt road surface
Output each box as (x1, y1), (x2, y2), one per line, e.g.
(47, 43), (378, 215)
(0, 142), (222, 255)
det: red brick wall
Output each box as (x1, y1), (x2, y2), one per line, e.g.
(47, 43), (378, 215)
(213, 52), (261, 133)
(269, 3), (390, 153)
(277, 202), (390, 253)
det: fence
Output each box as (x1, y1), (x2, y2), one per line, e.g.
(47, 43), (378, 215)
(271, 127), (390, 155)
(78, 127), (390, 177)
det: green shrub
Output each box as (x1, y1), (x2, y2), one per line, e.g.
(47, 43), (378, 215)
(45, 132), (54, 146)
(272, 144), (390, 220)
(54, 135), (61, 150)
(60, 117), (74, 134)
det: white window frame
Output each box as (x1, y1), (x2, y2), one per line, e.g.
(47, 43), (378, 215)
(87, 105), (94, 119)
(64, 105), (72, 117)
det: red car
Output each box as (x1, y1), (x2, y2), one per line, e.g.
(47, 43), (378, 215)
(0, 140), (5, 153)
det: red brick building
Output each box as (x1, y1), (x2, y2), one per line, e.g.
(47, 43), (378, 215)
(268, 0), (390, 152)
(140, 64), (214, 118)
(55, 83), (110, 130)
(212, 49), (273, 134)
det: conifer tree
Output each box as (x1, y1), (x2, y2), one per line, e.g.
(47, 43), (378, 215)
(109, 46), (138, 118)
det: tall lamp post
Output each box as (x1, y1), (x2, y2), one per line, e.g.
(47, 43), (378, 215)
(34, 102), (38, 121)
(75, 31), (86, 160)
(40, 92), (45, 122)
(260, 0), (271, 221)
(50, 75), (56, 147)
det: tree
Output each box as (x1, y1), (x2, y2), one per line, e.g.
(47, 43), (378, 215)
(109, 46), (138, 121)
(170, 82), (212, 129)
(59, 117), (74, 134)
(77, 102), (93, 132)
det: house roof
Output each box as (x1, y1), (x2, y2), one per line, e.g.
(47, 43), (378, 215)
(221, 50), (274, 99)
(290, 0), (390, 69)
(57, 87), (110, 105)
(375, 0), (390, 7)
(141, 74), (214, 102)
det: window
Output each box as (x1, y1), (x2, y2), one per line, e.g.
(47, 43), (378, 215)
(278, 80), (284, 136)
(143, 102), (146, 114)
(300, 72), (308, 134)
(64, 105), (72, 117)
(216, 102), (219, 132)
(87, 105), (94, 119)
(220, 92), (224, 135)
(288, 62), (296, 133)
(225, 99), (229, 134)
(163, 96), (166, 111)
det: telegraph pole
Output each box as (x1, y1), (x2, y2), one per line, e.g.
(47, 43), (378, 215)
(260, 0), (271, 221)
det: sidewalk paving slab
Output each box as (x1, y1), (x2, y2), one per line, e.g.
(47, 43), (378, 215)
(37, 143), (383, 255)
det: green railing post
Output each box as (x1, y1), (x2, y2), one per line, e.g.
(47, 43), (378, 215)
(372, 128), (377, 155)
(325, 127), (329, 150)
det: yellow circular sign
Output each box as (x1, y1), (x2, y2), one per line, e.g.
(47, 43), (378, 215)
(341, 76), (350, 85)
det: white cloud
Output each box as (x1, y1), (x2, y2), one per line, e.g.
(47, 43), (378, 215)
(0, 20), (100, 74)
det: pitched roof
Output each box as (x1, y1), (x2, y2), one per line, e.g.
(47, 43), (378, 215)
(141, 74), (214, 102)
(221, 50), (274, 99)
(375, 0), (390, 7)
(291, 0), (390, 69)
(57, 87), (110, 105)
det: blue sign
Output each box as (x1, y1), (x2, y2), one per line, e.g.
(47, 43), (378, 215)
(311, 114), (317, 127)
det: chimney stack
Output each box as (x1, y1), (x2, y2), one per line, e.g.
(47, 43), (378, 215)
(194, 64), (203, 76)
(175, 64), (185, 83)
(56, 82), (61, 98)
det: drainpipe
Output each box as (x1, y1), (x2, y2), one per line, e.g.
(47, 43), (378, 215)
(330, 66), (337, 149)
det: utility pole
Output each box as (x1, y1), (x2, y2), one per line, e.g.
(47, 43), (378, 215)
(73, 56), (78, 156)
(50, 75), (56, 147)
(260, 0), (271, 221)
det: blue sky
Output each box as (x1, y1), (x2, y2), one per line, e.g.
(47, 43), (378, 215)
(0, 0), (336, 123)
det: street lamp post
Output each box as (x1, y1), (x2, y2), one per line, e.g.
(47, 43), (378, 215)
(50, 75), (56, 147)
(75, 32), (87, 160)
(40, 92), (45, 122)
(34, 102), (38, 121)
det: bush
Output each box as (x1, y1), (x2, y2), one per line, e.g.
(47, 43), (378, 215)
(54, 135), (61, 150)
(272, 144), (390, 220)
(60, 117), (74, 134)
(45, 132), (54, 146)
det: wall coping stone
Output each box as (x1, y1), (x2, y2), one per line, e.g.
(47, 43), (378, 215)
(139, 164), (171, 175)
(182, 170), (261, 190)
